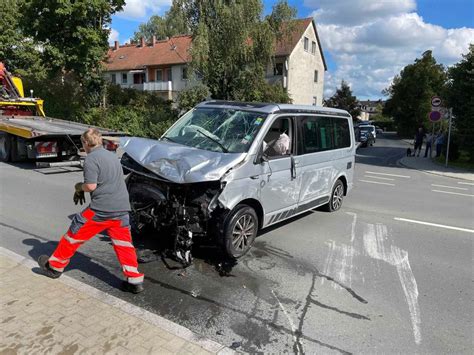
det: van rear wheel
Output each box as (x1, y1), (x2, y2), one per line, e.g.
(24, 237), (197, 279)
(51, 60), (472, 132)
(324, 180), (344, 212)
(222, 204), (258, 258)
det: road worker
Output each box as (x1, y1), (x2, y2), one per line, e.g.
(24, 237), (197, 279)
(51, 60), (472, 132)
(38, 128), (144, 293)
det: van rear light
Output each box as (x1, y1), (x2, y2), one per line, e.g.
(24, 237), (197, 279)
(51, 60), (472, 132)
(35, 141), (58, 154)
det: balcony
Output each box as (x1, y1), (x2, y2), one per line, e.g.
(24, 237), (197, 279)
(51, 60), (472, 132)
(118, 81), (172, 92)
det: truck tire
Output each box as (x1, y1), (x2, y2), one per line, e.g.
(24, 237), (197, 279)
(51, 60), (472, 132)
(0, 132), (12, 162)
(221, 204), (258, 258)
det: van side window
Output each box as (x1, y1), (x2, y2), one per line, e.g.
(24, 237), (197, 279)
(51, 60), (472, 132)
(299, 116), (350, 154)
(263, 117), (293, 158)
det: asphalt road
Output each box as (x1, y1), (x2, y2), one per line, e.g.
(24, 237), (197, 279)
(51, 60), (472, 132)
(1, 134), (472, 354)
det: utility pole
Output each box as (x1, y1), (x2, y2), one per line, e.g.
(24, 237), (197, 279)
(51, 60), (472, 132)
(445, 108), (453, 167)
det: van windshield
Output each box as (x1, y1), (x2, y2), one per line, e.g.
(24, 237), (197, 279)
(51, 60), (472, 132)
(162, 108), (267, 153)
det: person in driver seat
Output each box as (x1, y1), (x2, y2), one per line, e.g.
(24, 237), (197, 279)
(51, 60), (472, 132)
(264, 120), (291, 156)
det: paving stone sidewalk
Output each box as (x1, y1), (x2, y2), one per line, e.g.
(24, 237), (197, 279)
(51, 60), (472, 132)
(0, 248), (232, 355)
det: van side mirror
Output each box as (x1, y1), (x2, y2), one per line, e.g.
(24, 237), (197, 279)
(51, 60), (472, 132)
(255, 142), (269, 164)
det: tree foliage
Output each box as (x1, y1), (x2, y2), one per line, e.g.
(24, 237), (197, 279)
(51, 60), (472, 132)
(324, 80), (361, 120)
(176, 85), (210, 112)
(383, 50), (447, 137)
(132, 4), (189, 42)
(445, 44), (474, 162)
(175, 0), (294, 102)
(20, 0), (125, 84)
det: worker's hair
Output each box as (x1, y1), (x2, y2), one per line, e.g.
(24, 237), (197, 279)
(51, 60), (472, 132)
(81, 128), (103, 147)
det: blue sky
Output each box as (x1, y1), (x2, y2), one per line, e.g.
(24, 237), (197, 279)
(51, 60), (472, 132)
(110, 0), (474, 100)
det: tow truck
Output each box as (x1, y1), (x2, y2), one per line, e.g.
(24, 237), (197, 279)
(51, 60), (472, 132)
(0, 62), (124, 166)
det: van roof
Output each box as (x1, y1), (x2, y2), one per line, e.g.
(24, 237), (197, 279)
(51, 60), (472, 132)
(196, 100), (352, 118)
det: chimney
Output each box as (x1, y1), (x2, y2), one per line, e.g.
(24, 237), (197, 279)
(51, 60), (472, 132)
(114, 41), (119, 50)
(140, 37), (145, 47)
(152, 35), (156, 47)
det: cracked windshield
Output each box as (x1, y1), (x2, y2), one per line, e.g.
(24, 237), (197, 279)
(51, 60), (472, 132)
(163, 108), (267, 153)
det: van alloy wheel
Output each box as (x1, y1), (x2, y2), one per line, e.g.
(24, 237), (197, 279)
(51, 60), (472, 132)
(223, 204), (258, 258)
(232, 214), (256, 252)
(324, 179), (344, 212)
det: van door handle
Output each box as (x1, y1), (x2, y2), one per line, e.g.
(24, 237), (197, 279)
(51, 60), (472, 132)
(250, 175), (259, 180)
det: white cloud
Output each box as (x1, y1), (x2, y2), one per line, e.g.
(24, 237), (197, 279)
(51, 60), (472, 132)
(108, 28), (119, 45)
(308, 0), (474, 99)
(117, 0), (171, 20)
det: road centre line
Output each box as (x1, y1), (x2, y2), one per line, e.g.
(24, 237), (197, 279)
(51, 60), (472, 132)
(364, 175), (395, 181)
(359, 179), (395, 186)
(394, 217), (474, 234)
(365, 171), (411, 178)
(458, 182), (474, 186)
(432, 190), (474, 197)
(431, 184), (468, 190)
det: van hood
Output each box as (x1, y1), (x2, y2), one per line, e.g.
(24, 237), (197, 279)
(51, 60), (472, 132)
(120, 137), (246, 184)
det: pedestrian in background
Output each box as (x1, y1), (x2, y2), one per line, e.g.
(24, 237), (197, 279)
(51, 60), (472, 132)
(413, 127), (425, 157)
(435, 130), (445, 157)
(424, 132), (434, 158)
(38, 128), (144, 293)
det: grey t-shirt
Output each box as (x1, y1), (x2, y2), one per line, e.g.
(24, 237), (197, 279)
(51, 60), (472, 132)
(83, 147), (131, 213)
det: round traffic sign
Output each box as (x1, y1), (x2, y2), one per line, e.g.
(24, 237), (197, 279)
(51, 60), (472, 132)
(429, 110), (441, 122)
(431, 96), (442, 107)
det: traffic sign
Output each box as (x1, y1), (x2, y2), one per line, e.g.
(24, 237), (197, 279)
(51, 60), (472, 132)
(431, 96), (442, 108)
(429, 110), (441, 122)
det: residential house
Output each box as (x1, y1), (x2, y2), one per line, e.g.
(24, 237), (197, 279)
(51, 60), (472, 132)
(357, 100), (386, 121)
(104, 18), (326, 105)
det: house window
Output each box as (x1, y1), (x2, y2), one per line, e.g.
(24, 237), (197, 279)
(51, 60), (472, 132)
(111, 74), (116, 84)
(304, 37), (309, 51)
(122, 73), (127, 84)
(313, 97), (317, 106)
(156, 69), (163, 81)
(182, 66), (188, 80)
(166, 68), (172, 81)
(312, 41), (316, 55)
(314, 70), (318, 83)
(274, 63), (283, 76)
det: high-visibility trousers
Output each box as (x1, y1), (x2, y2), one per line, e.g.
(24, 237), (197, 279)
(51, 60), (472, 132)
(48, 208), (144, 285)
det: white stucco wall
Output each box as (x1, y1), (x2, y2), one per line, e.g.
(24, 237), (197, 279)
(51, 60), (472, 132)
(287, 23), (325, 106)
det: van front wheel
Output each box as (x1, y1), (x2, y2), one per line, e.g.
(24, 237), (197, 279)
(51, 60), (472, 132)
(324, 180), (344, 212)
(222, 205), (258, 258)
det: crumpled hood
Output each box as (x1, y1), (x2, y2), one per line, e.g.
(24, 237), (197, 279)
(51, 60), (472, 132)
(120, 137), (246, 184)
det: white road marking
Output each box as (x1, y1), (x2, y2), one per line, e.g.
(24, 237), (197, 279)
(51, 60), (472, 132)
(271, 290), (302, 354)
(458, 182), (474, 186)
(359, 179), (395, 186)
(364, 175), (395, 181)
(394, 217), (474, 234)
(365, 171), (411, 178)
(432, 190), (474, 197)
(363, 224), (421, 344)
(431, 184), (468, 190)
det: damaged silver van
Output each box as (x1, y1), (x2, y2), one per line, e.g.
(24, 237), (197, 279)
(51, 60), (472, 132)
(120, 101), (355, 264)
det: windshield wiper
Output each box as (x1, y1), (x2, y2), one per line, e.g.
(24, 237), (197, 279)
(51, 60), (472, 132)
(161, 136), (177, 143)
(195, 129), (229, 153)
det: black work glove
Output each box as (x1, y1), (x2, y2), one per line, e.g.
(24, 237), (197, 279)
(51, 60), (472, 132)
(73, 182), (85, 205)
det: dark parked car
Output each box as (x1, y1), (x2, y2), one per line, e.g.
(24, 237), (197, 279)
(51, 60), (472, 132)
(357, 130), (375, 147)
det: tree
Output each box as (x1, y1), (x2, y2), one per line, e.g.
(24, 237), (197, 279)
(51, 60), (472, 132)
(177, 85), (210, 112)
(445, 45), (474, 162)
(324, 80), (361, 120)
(383, 50), (447, 137)
(132, 3), (189, 42)
(20, 0), (125, 84)
(177, 0), (294, 102)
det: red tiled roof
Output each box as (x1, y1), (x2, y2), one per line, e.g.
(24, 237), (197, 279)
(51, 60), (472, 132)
(105, 18), (326, 71)
(105, 35), (192, 71)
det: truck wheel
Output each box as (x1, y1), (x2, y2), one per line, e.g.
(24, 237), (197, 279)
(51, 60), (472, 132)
(0, 132), (12, 162)
(222, 204), (258, 258)
(323, 180), (344, 212)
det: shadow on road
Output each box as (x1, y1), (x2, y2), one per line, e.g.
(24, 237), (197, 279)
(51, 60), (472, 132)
(22, 237), (123, 288)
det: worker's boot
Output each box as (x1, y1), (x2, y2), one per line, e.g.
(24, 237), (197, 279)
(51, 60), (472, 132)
(38, 255), (62, 279)
(121, 281), (144, 294)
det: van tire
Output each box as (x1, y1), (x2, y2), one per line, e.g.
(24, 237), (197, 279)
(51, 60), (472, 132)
(222, 204), (258, 258)
(0, 132), (12, 162)
(323, 180), (344, 212)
